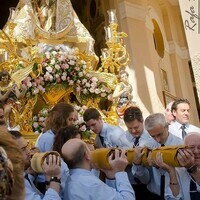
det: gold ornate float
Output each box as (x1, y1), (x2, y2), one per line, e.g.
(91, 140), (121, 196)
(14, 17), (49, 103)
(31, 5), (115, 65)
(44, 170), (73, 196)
(0, 0), (131, 142)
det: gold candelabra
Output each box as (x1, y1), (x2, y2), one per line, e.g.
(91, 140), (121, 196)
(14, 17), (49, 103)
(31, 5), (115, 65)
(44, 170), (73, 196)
(99, 9), (130, 74)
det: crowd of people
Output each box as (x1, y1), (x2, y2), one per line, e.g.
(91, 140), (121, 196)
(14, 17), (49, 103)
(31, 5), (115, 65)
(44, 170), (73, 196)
(0, 98), (200, 200)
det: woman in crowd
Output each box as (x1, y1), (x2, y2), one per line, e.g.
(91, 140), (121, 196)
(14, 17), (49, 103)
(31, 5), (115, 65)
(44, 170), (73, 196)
(36, 102), (77, 152)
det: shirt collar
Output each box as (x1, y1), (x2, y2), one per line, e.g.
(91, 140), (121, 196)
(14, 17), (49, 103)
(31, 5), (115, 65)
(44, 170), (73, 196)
(100, 122), (107, 137)
(174, 120), (189, 130)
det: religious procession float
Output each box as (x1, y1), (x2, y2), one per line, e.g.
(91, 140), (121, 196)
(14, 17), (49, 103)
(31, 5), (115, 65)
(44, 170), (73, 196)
(0, 0), (131, 142)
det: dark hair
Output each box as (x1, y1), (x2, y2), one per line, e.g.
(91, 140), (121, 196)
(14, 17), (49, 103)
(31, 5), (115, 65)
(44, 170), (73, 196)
(63, 142), (86, 169)
(53, 126), (82, 155)
(83, 108), (101, 122)
(9, 131), (23, 139)
(171, 99), (190, 112)
(44, 102), (74, 134)
(0, 71), (10, 81)
(124, 106), (143, 123)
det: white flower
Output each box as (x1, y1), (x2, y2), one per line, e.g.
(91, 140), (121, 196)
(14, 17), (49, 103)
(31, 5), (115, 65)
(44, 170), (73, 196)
(80, 60), (86, 65)
(49, 75), (54, 82)
(89, 88), (95, 93)
(68, 60), (75, 65)
(39, 117), (45, 122)
(50, 59), (56, 65)
(91, 77), (98, 82)
(74, 105), (80, 111)
(33, 122), (39, 128)
(83, 88), (88, 94)
(91, 82), (97, 88)
(55, 64), (60, 70)
(27, 82), (32, 87)
(101, 92), (107, 97)
(34, 131), (40, 134)
(69, 80), (74, 85)
(78, 72), (83, 77)
(68, 55), (73, 60)
(33, 116), (38, 121)
(94, 88), (100, 94)
(46, 66), (53, 73)
(82, 105), (88, 111)
(61, 75), (66, 81)
(41, 109), (48, 115)
(33, 88), (39, 95)
(52, 51), (57, 56)
(45, 52), (50, 59)
(85, 82), (90, 87)
(82, 79), (87, 84)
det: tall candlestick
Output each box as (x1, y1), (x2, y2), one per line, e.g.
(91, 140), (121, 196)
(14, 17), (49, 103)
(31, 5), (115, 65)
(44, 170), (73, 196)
(107, 9), (118, 24)
(104, 27), (112, 41)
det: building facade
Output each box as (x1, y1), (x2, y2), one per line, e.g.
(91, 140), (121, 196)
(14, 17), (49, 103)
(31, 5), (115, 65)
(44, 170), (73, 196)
(71, 0), (199, 125)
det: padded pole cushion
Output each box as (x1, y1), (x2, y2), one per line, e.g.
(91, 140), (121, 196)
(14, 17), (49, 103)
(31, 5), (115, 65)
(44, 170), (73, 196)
(31, 151), (60, 173)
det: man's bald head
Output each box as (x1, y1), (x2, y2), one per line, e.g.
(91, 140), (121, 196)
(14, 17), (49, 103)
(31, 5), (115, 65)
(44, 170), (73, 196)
(184, 132), (200, 166)
(61, 138), (88, 169)
(184, 132), (200, 145)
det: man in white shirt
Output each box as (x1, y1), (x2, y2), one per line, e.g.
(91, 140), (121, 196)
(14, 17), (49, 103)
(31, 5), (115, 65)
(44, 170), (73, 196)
(169, 99), (200, 140)
(144, 113), (183, 200)
(165, 132), (200, 200)
(62, 138), (135, 200)
(83, 108), (129, 148)
(123, 106), (151, 200)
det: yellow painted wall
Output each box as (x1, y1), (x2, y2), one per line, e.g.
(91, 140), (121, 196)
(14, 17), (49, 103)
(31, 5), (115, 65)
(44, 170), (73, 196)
(107, 0), (199, 125)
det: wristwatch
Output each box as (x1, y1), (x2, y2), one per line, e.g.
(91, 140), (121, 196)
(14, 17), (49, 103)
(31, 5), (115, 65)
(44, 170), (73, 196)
(50, 176), (61, 184)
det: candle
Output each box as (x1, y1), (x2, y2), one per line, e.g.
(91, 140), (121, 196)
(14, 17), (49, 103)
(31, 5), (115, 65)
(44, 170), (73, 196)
(107, 9), (118, 24)
(104, 27), (112, 41)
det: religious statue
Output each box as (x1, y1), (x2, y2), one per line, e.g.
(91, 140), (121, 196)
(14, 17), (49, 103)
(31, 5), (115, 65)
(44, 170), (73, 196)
(112, 70), (134, 117)
(32, 0), (57, 31)
(0, 71), (27, 127)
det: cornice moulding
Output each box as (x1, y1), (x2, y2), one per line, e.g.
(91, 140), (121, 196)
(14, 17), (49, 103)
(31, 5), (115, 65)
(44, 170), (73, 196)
(119, 1), (146, 21)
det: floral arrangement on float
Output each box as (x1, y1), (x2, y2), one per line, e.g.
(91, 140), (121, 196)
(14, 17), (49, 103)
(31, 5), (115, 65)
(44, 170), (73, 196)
(32, 108), (49, 134)
(21, 46), (112, 138)
(22, 47), (112, 100)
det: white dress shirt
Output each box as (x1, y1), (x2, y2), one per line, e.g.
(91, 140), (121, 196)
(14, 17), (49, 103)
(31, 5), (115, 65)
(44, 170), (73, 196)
(95, 122), (129, 148)
(144, 133), (183, 196)
(169, 121), (200, 140)
(64, 169), (135, 200)
(122, 129), (151, 185)
(124, 129), (151, 147)
(165, 168), (200, 200)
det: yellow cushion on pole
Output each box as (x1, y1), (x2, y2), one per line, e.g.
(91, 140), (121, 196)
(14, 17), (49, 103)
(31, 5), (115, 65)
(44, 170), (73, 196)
(91, 146), (187, 169)
(91, 148), (113, 169)
(31, 151), (60, 173)
(150, 145), (186, 167)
